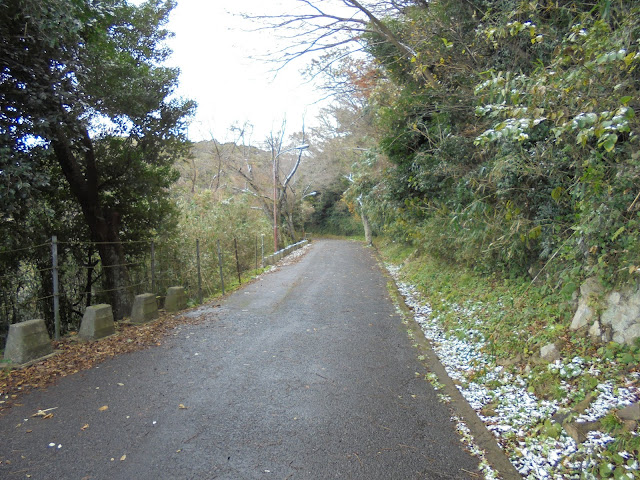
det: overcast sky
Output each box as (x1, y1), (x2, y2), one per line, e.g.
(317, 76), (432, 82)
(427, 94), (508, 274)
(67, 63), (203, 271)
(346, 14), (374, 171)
(165, 0), (326, 144)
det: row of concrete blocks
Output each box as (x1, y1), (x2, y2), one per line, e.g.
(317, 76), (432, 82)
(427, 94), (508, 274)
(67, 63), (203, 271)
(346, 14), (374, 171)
(263, 239), (308, 266)
(3, 286), (188, 366)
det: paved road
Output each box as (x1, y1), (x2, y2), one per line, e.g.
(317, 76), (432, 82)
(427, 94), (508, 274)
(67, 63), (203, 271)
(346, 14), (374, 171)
(0, 240), (482, 479)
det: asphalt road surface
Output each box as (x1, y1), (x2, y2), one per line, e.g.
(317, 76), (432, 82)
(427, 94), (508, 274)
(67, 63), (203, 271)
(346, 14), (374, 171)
(1, 239), (486, 479)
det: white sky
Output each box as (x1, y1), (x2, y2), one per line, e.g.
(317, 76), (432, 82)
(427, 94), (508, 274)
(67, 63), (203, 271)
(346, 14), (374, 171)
(165, 0), (326, 144)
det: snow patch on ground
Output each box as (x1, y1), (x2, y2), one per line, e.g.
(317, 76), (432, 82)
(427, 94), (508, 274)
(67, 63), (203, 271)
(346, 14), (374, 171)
(386, 264), (640, 479)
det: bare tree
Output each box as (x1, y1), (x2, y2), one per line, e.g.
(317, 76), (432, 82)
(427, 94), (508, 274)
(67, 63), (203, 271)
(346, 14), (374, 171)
(230, 120), (310, 247)
(208, 138), (231, 192)
(245, 0), (435, 86)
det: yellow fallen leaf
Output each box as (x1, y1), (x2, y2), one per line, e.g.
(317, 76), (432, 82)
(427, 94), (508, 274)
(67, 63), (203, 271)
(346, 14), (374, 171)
(117, 383), (124, 387)
(178, 404), (188, 410)
(81, 424), (89, 431)
(99, 406), (108, 412)
(120, 454), (126, 461)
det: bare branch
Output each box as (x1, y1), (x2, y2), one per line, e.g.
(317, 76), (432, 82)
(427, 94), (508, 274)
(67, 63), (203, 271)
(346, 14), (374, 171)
(243, 0), (435, 86)
(283, 130), (306, 190)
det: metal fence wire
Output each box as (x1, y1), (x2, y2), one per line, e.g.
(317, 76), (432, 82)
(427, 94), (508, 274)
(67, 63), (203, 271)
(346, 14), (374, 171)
(0, 234), (305, 344)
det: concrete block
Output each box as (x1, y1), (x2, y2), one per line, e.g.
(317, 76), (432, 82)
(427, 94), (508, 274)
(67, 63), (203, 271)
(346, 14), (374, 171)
(3, 319), (53, 365)
(79, 304), (115, 340)
(130, 293), (159, 324)
(165, 286), (187, 312)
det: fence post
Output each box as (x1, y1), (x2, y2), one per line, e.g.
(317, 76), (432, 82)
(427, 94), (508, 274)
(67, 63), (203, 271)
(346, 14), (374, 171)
(150, 240), (156, 294)
(217, 240), (225, 296)
(51, 235), (60, 340)
(196, 239), (203, 304)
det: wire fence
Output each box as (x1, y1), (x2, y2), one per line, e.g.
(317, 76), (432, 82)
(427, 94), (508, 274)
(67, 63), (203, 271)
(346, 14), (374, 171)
(0, 234), (308, 345)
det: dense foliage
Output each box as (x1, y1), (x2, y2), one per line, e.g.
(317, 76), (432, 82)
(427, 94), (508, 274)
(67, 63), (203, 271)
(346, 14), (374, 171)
(0, 0), (194, 321)
(306, 178), (363, 236)
(346, 0), (640, 288)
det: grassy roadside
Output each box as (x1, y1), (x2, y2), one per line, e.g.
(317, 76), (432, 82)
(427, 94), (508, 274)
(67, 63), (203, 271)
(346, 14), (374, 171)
(377, 238), (579, 365)
(375, 237), (640, 479)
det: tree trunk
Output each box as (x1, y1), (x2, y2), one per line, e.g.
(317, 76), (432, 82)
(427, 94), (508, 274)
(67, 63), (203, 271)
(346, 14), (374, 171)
(361, 210), (373, 246)
(52, 125), (133, 319)
(283, 211), (297, 244)
(93, 212), (133, 319)
(190, 157), (197, 193)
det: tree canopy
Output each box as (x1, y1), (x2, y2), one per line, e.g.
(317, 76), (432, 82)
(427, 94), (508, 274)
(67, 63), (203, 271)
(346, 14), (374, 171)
(0, 0), (195, 319)
(261, 0), (640, 288)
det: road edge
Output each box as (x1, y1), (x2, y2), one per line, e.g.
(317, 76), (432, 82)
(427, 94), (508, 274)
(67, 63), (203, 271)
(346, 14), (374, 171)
(371, 245), (522, 480)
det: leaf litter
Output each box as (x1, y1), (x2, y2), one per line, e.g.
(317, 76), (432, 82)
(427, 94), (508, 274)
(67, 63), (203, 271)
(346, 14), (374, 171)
(0, 312), (208, 412)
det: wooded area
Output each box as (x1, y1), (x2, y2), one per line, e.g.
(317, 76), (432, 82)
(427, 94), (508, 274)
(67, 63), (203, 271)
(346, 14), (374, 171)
(3, 1), (640, 476)
(264, 0), (640, 293)
(2, 0), (639, 339)
(1, 0), (194, 322)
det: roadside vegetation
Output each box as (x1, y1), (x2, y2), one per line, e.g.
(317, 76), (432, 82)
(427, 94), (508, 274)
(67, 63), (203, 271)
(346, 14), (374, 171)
(377, 237), (640, 479)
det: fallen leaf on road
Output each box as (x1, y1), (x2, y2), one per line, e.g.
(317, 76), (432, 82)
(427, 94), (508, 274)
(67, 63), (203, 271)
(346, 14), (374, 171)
(120, 454), (126, 461)
(117, 383), (124, 386)
(99, 405), (108, 412)
(81, 424), (89, 431)
(178, 404), (188, 409)
(32, 407), (57, 418)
